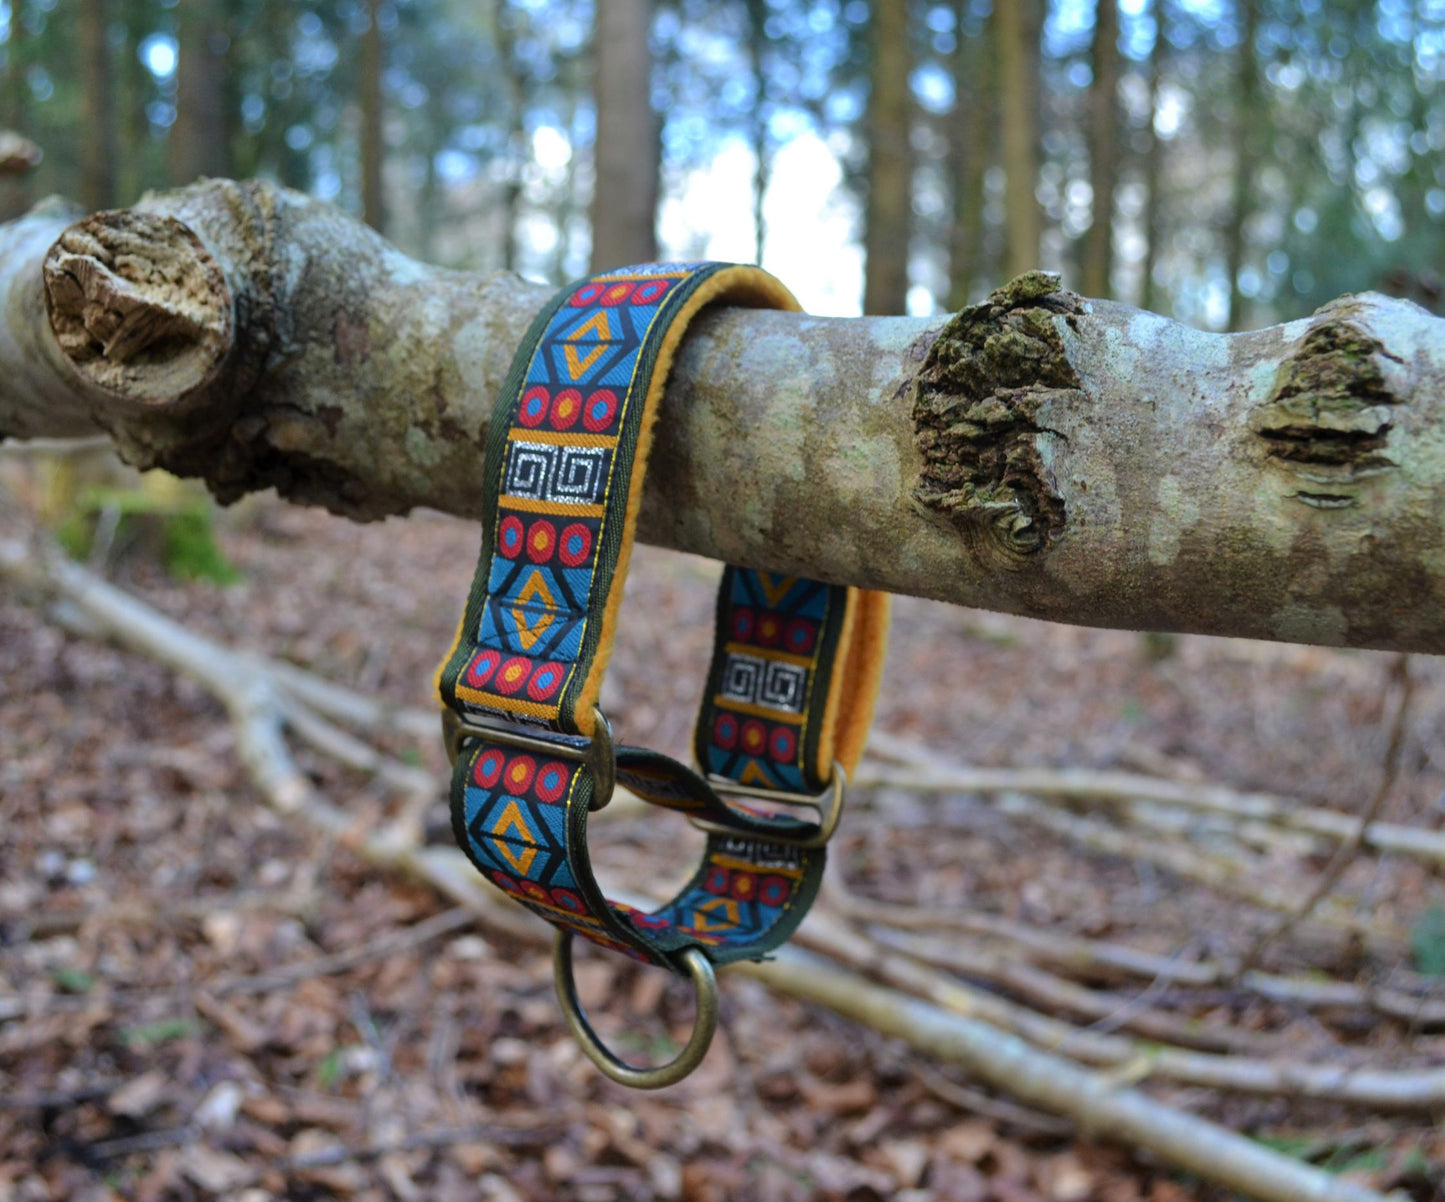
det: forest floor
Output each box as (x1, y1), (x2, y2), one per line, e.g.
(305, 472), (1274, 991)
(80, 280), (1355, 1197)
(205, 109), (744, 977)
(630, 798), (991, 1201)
(2, 480), (1444, 1202)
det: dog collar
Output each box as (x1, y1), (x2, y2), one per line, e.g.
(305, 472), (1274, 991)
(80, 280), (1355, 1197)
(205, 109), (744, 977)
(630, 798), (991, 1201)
(437, 262), (889, 1087)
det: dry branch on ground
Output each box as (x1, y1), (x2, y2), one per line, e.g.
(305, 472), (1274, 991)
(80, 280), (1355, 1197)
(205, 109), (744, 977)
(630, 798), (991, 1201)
(3, 504), (1442, 1201)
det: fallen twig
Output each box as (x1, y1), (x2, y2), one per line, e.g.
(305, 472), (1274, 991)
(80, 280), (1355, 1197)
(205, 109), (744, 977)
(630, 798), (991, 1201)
(912, 1062), (1076, 1137)
(0, 530), (1424, 1201)
(1238, 654), (1415, 972)
(860, 729), (1445, 868)
(827, 862), (1445, 1018)
(860, 730), (1411, 957)
(991, 789), (1404, 956)
(791, 914), (1445, 1110)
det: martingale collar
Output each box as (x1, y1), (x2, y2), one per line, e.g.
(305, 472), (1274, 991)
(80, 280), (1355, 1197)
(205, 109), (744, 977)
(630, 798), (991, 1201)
(437, 262), (889, 1087)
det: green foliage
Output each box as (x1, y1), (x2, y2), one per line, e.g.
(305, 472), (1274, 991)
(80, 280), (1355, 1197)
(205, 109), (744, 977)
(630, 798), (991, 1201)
(121, 1017), (201, 1048)
(56, 485), (241, 585)
(50, 966), (95, 994)
(1410, 904), (1445, 977)
(316, 1047), (348, 1089)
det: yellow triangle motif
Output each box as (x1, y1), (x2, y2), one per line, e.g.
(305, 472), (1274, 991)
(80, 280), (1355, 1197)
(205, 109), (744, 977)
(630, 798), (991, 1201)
(754, 572), (797, 607)
(566, 310), (614, 342)
(512, 569), (556, 651)
(691, 897), (740, 931)
(738, 760), (777, 788)
(562, 342), (609, 381)
(489, 800), (538, 874)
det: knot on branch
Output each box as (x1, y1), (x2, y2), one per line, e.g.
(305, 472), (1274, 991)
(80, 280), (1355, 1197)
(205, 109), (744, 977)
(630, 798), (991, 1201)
(911, 271), (1082, 561)
(1252, 299), (1407, 507)
(43, 210), (232, 409)
(0, 130), (42, 175)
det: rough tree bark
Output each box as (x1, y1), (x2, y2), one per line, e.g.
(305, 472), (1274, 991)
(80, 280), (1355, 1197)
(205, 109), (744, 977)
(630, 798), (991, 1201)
(4, 180), (1445, 653)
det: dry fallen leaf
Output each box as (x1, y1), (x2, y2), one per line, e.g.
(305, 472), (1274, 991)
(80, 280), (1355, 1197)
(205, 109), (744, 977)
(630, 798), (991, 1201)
(178, 1145), (255, 1194)
(107, 1070), (171, 1119)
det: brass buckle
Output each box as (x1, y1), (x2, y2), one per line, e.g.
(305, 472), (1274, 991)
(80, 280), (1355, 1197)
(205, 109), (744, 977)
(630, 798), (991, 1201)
(689, 761), (846, 849)
(553, 928), (718, 1089)
(442, 706), (616, 812)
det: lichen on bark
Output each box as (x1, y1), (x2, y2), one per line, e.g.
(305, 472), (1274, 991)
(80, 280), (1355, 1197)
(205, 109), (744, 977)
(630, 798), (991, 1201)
(6, 183), (1445, 652)
(1251, 299), (1406, 505)
(911, 270), (1083, 558)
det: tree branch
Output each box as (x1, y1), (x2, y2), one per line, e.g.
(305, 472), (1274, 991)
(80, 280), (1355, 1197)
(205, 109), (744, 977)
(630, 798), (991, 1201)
(2, 520), (1431, 1199)
(4, 180), (1445, 652)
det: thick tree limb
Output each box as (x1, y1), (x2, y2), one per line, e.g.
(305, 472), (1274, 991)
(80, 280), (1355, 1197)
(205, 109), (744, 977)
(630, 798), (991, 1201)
(3, 180), (1445, 651)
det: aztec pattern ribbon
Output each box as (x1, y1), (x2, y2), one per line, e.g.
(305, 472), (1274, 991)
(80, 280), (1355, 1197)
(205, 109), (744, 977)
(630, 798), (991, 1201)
(438, 261), (889, 971)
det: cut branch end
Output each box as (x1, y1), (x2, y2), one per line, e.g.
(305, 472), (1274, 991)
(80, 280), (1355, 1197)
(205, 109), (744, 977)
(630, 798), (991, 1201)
(42, 210), (233, 410)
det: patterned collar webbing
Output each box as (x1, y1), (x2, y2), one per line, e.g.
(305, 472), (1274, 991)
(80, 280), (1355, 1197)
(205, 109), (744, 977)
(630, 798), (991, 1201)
(437, 262), (890, 973)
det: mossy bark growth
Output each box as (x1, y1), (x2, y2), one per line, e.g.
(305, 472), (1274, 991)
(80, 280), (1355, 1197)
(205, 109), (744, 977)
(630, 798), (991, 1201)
(913, 271), (1080, 560)
(3, 180), (1445, 653)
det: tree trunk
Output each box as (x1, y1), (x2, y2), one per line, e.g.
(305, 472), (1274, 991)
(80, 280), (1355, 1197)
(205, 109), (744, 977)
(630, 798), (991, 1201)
(492, 1), (526, 274)
(996, 0), (1042, 278)
(78, 0), (115, 214)
(1, 6), (32, 221)
(947, 3), (991, 311)
(117, 0), (152, 205)
(1139, 0), (1166, 314)
(5, 181), (1445, 654)
(171, 0), (232, 187)
(1225, 0), (1260, 331)
(1081, 0), (1120, 299)
(862, 0), (911, 315)
(590, 0), (658, 271)
(551, 68), (582, 282)
(745, 0), (770, 266)
(360, 0), (387, 234)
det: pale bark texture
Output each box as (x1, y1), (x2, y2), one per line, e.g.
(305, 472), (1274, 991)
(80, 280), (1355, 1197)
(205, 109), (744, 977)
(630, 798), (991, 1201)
(4, 181), (1445, 654)
(360, 0), (387, 234)
(171, 0), (232, 187)
(589, 0), (658, 271)
(996, 0), (1042, 277)
(862, 0), (911, 315)
(1081, 0), (1120, 299)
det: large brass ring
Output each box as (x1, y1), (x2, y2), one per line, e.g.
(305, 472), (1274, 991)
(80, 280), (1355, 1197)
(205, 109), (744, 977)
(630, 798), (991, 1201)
(552, 929), (718, 1089)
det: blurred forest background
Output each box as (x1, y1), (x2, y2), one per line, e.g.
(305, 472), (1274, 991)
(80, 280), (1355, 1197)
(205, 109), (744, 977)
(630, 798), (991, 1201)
(3, 0), (1444, 325)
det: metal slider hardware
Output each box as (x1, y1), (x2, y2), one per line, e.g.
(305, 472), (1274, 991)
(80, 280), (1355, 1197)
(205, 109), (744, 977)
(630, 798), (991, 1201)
(442, 706), (616, 812)
(687, 762), (846, 849)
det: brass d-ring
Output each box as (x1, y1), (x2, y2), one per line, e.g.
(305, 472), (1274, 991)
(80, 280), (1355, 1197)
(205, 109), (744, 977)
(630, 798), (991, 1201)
(552, 929), (718, 1089)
